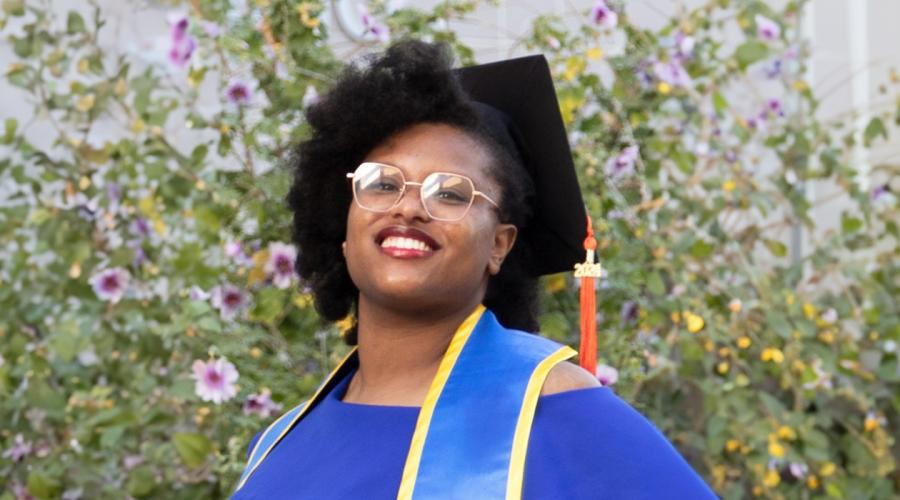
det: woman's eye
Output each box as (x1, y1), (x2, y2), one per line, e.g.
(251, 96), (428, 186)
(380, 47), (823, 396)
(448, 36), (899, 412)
(374, 181), (401, 192)
(435, 190), (468, 204)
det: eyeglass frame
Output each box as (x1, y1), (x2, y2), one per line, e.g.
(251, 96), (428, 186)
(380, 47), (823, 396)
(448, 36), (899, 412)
(345, 161), (500, 222)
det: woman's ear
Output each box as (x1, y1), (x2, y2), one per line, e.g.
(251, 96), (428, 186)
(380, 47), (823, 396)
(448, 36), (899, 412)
(488, 223), (517, 275)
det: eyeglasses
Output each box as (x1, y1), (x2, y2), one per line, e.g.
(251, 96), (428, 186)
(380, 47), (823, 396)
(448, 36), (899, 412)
(346, 162), (499, 222)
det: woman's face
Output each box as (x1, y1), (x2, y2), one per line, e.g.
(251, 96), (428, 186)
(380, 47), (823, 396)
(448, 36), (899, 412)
(344, 122), (517, 314)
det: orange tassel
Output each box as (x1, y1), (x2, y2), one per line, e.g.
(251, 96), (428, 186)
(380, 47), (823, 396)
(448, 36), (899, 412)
(575, 215), (601, 374)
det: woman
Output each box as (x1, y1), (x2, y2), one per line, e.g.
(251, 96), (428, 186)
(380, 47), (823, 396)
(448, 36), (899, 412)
(233, 40), (716, 499)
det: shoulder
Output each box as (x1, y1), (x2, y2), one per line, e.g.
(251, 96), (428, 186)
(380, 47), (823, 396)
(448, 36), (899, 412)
(539, 360), (601, 396)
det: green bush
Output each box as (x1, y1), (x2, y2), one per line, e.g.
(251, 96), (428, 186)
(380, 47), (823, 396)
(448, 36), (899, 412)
(1, 0), (897, 498)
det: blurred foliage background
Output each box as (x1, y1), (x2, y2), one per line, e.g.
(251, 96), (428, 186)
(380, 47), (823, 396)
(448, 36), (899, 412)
(0, 0), (897, 498)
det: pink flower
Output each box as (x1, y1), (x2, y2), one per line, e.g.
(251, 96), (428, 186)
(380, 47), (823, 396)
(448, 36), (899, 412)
(653, 60), (692, 87)
(590, 1), (618, 29)
(202, 21), (221, 38)
(755, 15), (781, 41)
(210, 283), (249, 320)
(605, 145), (639, 178)
(595, 364), (619, 386)
(167, 13), (196, 67)
(3, 434), (32, 462)
(243, 389), (283, 418)
(358, 4), (390, 43)
(89, 267), (130, 303)
(265, 242), (297, 289)
(191, 357), (239, 404)
(224, 78), (252, 106)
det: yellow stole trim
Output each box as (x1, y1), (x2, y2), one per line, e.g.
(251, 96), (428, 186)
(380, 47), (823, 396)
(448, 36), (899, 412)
(396, 304), (486, 500)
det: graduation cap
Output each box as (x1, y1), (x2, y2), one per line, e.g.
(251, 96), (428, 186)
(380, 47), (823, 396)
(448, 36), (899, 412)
(454, 55), (587, 277)
(455, 55), (601, 373)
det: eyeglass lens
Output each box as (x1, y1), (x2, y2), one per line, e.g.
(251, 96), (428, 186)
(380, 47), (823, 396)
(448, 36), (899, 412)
(353, 163), (475, 221)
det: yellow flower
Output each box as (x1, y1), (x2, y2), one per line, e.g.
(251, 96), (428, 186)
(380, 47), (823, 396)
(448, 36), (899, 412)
(78, 176), (91, 190)
(864, 414), (879, 432)
(768, 439), (785, 458)
(75, 94), (95, 112)
(737, 336), (752, 349)
(725, 439), (741, 452)
(77, 58), (89, 74)
(806, 474), (819, 489)
(763, 468), (781, 487)
(723, 180), (736, 192)
(793, 80), (809, 91)
(564, 56), (586, 81)
(683, 311), (705, 333)
(670, 311), (681, 324)
(250, 347), (263, 359)
(657, 82), (671, 95)
(545, 274), (567, 293)
(131, 118), (146, 134)
(336, 314), (355, 333)
(761, 348), (784, 363)
(717, 361), (729, 374)
(803, 302), (816, 319)
(820, 462), (836, 477)
(587, 47), (603, 60)
(818, 331), (835, 344)
(718, 347), (732, 357)
(68, 262), (82, 279)
(791, 359), (806, 373)
(752, 485), (763, 496)
(703, 339), (714, 352)
(777, 426), (796, 440)
(786, 292), (795, 305)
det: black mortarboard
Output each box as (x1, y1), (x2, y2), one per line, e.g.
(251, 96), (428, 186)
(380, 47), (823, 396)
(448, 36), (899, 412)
(454, 55), (587, 276)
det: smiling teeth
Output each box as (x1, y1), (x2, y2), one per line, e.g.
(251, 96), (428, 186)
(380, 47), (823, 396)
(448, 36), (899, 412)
(381, 236), (433, 251)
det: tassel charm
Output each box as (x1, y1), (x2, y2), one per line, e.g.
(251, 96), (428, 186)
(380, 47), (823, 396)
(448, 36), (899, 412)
(574, 216), (602, 374)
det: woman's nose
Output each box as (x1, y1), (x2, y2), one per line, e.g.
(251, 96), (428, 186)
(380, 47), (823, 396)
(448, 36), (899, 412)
(391, 185), (430, 222)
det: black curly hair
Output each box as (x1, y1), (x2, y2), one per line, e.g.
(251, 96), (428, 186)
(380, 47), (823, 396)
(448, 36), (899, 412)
(286, 39), (539, 344)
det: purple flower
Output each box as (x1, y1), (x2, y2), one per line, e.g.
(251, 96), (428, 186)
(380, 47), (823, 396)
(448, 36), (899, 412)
(789, 462), (808, 479)
(167, 13), (196, 68)
(620, 301), (639, 327)
(130, 217), (152, 238)
(107, 182), (121, 205)
(634, 59), (655, 88)
(595, 364), (619, 386)
(202, 21), (221, 38)
(653, 60), (692, 87)
(673, 31), (695, 61)
(605, 145), (640, 178)
(755, 15), (781, 41)
(243, 389), (283, 418)
(2, 434), (32, 462)
(766, 98), (784, 117)
(764, 58), (783, 78)
(191, 357), (239, 404)
(265, 242), (297, 289)
(89, 267), (131, 304)
(870, 184), (891, 202)
(225, 240), (253, 267)
(358, 4), (390, 43)
(224, 78), (252, 106)
(590, 0), (618, 29)
(189, 285), (210, 301)
(210, 283), (248, 320)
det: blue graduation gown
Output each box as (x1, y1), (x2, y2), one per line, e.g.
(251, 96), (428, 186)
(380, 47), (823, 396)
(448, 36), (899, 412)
(233, 367), (716, 499)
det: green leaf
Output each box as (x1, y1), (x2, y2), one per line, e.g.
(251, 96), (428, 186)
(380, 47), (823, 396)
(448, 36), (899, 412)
(763, 238), (787, 257)
(734, 41), (769, 70)
(863, 117), (887, 146)
(27, 471), (62, 499)
(841, 213), (863, 234)
(127, 465), (156, 497)
(646, 270), (665, 296)
(67, 11), (86, 34)
(2, 0), (24, 16)
(173, 432), (213, 469)
(712, 91), (728, 117)
(690, 239), (714, 259)
(3, 118), (16, 144)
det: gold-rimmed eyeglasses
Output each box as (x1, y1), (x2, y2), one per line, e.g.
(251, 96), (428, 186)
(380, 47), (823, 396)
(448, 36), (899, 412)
(346, 162), (499, 222)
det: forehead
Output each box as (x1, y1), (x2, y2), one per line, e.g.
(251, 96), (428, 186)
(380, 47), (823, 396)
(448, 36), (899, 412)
(363, 123), (495, 188)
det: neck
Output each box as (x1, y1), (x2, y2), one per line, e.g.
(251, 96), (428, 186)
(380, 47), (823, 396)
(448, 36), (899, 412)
(344, 296), (482, 406)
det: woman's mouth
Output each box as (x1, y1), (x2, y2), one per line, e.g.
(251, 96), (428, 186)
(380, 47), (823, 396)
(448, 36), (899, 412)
(375, 227), (439, 259)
